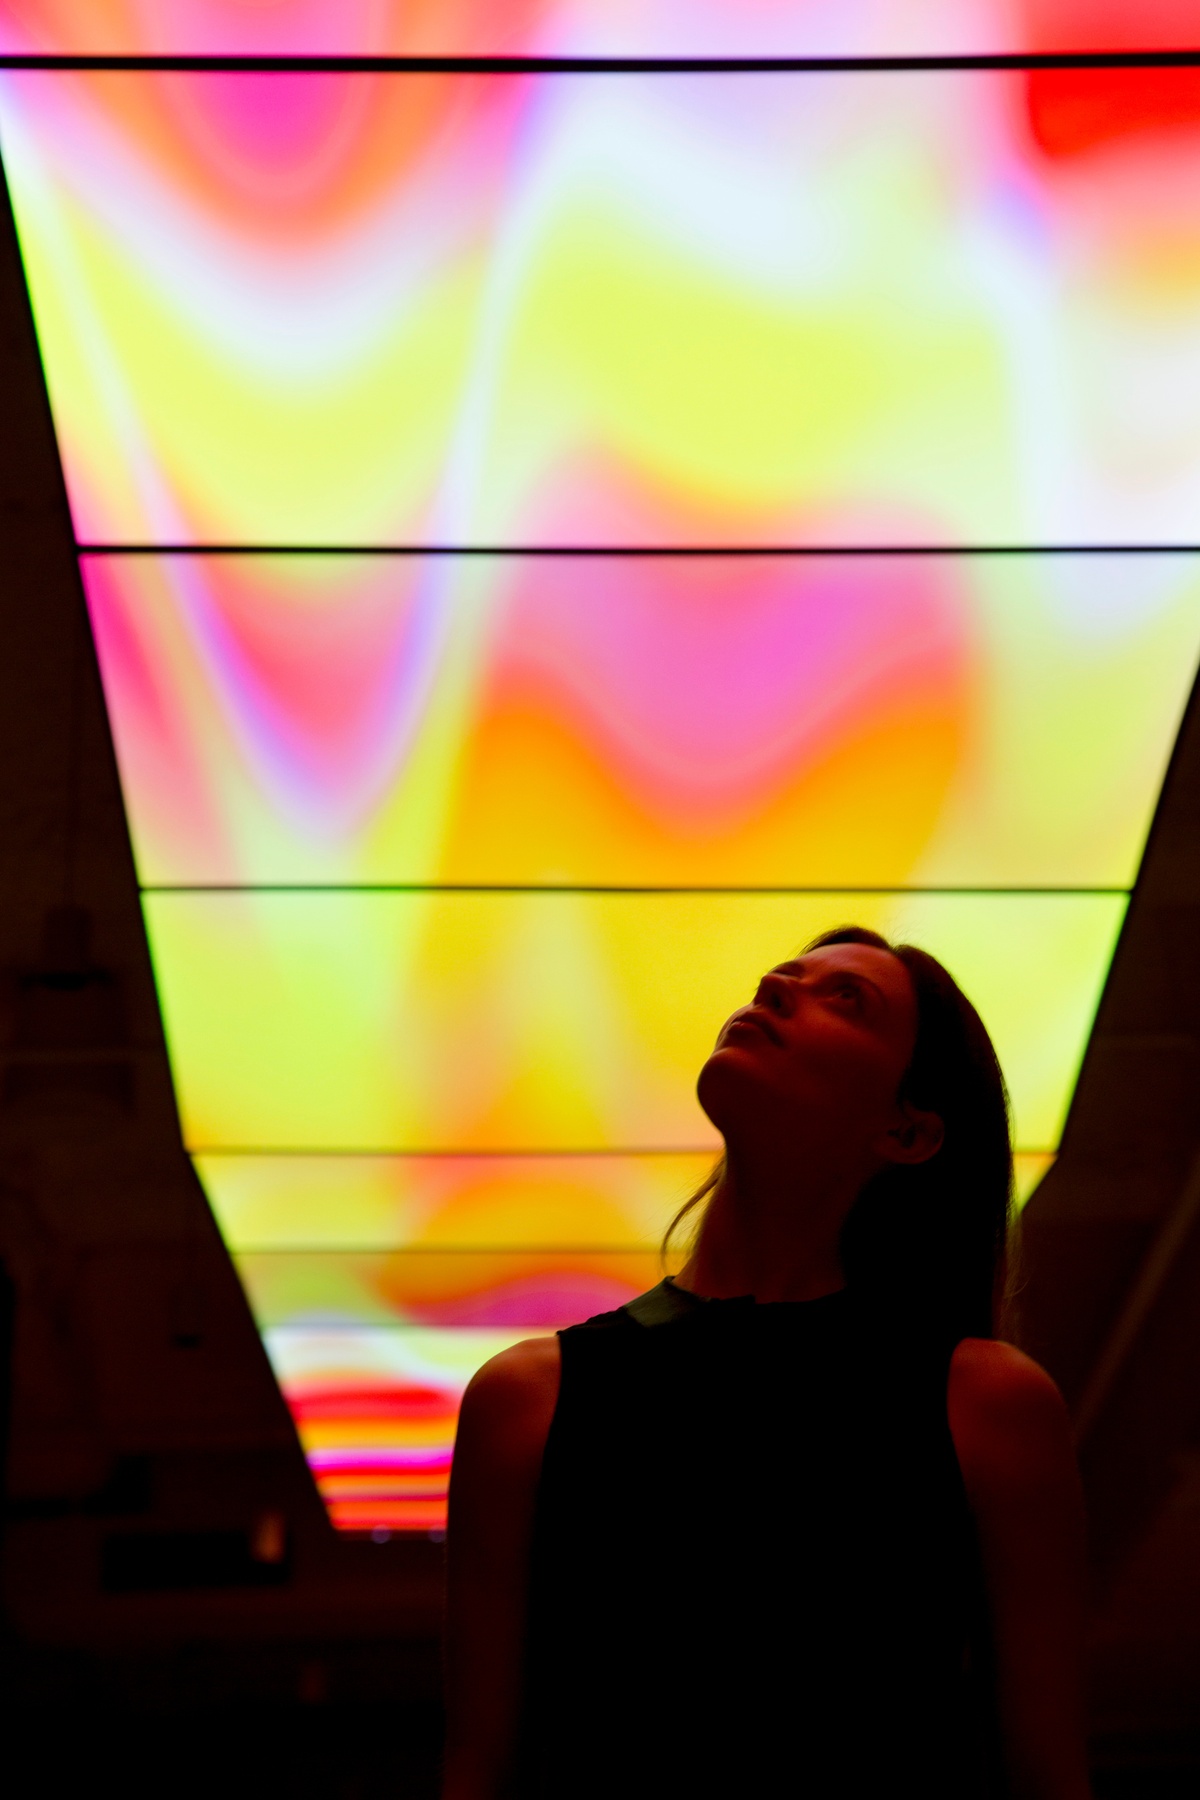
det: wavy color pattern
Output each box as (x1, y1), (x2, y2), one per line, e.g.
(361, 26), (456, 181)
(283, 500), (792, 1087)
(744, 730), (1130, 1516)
(9, 67), (1200, 546)
(1, 1), (1199, 57)
(2, 46), (1199, 1529)
(83, 552), (1200, 887)
(142, 889), (1124, 1154)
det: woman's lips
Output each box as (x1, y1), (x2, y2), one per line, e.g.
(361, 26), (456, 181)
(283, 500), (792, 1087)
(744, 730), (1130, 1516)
(724, 1009), (781, 1047)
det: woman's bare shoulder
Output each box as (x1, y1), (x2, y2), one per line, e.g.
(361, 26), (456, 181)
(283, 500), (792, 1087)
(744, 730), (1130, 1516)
(456, 1337), (562, 1472)
(950, 1336), (1067, 1421)
(948, 1337), (1076, 1496)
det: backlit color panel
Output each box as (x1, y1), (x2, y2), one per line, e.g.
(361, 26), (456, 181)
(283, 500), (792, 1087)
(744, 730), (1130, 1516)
(85, 552), (1200, 888)
(9, 69), (1200, 544)
(2, 1), (1197, 58)
(266, 1321), (538, 1532)
(144, 889), (1125, 1154)
(199, 1151), (717, 1250)
(201, 1150), (1057, 1254)
(240, 1248), (665, 1331)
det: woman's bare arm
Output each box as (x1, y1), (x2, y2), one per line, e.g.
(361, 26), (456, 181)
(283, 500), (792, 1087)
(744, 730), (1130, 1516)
(442, 1336), (561, 1800)
(949, 1337), (1092, 1800)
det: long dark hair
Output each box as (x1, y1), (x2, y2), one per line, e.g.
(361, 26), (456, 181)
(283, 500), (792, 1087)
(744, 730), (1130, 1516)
(664, 925), (1014, 1342)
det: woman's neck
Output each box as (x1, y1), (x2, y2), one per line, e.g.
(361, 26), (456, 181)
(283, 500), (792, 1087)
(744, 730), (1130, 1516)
(677, 1147), (853, 1304)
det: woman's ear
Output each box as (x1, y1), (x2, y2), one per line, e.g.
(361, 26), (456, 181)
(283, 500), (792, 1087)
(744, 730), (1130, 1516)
(881, 1102), (945, 1166)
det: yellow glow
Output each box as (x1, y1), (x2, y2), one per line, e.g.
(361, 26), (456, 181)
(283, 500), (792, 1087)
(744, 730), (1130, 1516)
(146, 890), (1125, 1155)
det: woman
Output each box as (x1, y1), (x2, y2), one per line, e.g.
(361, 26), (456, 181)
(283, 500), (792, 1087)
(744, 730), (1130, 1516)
(444, 927), (1091, 1799)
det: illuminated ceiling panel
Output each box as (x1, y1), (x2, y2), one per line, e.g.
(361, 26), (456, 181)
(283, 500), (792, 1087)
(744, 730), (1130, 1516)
(199, 1151), (718, 1248)
(199, 1149), (1056, 1251)
(144, 889), (1121, 1154)
(0, 43), (1196, 1532)
(1, 2), (1197, 57)
(85, 551), (1200, 887)
(6, 68), (1200, 545)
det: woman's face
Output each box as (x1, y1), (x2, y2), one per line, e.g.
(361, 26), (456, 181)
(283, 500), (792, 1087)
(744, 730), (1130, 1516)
(698, 942), (923, 1166)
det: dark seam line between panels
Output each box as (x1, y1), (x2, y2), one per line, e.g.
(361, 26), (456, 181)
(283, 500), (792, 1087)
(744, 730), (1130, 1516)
(188, 1143), (1058, 1158)
(232, 1243), (693, 1255)
(259, 1323), (567, 1334)
(190, 1144), (723, 1157)
(76, 543), (1200, 558)
(141, 882), (1130, 896)
(226, 1222), (1047, 1252)
(7, 52), (1200, 73)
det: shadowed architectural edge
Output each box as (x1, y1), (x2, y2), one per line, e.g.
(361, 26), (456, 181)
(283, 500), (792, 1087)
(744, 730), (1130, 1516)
(0, 150), (443, 1671)
(1020, 656), (1200, 1753)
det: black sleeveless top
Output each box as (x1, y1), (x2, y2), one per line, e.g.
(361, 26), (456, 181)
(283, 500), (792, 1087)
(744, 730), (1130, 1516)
(517, 1280), (1003, 1798)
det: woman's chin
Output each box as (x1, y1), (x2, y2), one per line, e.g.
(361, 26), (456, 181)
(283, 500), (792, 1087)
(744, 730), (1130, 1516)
(697, 1042), (772, 1123)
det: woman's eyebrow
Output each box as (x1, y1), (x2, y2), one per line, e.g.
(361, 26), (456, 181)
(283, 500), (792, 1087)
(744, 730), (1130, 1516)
(847, 972), (887, 1008)
(774, 961), (888, 1008)
(829, 969), (887, 1007)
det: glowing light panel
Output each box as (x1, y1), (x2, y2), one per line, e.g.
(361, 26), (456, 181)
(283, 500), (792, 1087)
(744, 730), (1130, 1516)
(2, 1), (1198, 59)
(144, 889), (1122, 1155)
(84, 551), (1200, 887)
(1, 53), (1197, 1530)
(8, 67), (1200, 545)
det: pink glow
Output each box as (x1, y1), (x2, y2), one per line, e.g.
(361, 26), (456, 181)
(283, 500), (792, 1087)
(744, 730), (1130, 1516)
(387, 1271), (641, 1328)
(493, 555), (970, 830)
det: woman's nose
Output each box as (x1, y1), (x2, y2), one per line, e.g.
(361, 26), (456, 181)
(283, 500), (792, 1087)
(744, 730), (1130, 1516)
(755, 970), (794, 1014)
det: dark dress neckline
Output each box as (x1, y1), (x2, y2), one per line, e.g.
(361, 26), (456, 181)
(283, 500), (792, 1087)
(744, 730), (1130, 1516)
(623, 1274), (851, 1328)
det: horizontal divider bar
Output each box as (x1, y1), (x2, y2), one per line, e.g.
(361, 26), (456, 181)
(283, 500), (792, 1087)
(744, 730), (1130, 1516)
(189, 1144), (1056, 1158)
(233, 1243), (673, 1254)
(78, 542), (1200, 558)
(191, 1145), (720, 1157)
(7, 52), (1200, 75)
(145, 883), (1127, 896)
(265, 1320), (562, 1333)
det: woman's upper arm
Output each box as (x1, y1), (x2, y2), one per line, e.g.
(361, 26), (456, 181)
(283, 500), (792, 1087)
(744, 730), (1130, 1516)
(442, 1335), (561, 1800)
(948, 1337), (1092, 1800)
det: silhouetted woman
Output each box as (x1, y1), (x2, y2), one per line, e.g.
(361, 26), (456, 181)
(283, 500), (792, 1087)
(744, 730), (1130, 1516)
(444, 927), (1091, 1799)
